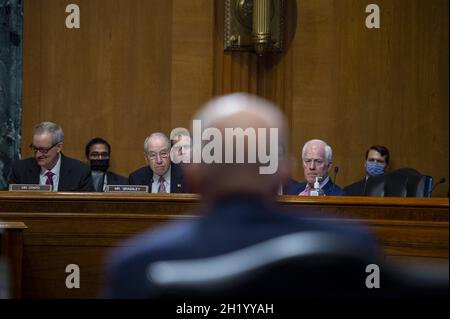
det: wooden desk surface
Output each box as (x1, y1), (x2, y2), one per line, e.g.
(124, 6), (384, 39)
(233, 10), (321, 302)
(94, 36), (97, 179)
(0, 192), (448, 298)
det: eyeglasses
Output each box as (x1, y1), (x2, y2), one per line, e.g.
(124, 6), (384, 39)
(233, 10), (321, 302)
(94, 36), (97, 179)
(29, 142), (59, 154)
(147, 151), (169, 160)
(89, 152), (110, 159)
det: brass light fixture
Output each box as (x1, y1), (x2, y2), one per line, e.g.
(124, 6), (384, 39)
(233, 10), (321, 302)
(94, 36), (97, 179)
(225, 0), (285, 56)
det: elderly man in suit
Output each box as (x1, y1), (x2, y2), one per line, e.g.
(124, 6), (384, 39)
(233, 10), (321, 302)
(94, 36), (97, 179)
(9, 121), (94, 192)
(128, 132), (187, 193)
(102, 93), (378, 298)
(285, 139), (345, 196)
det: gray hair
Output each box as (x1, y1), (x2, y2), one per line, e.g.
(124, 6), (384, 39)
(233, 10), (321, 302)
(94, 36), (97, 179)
(302, 139), (333, 165)
(34, 121), (64, 144)
(144, 132), (171, 153)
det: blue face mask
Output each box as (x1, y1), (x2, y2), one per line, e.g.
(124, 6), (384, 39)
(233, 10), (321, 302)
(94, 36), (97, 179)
(366, 161), (385, 177)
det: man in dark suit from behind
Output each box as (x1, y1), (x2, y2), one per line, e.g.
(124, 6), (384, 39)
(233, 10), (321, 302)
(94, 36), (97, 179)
(102, 93), (378, 298)
(344, 145), (390, 196)
(128, 132), (187, 193)
(9, 121), (94, 192)
(85, 137), (128, 192)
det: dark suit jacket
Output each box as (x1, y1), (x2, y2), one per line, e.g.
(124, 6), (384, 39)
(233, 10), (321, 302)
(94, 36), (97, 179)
(102, 195), (378, 298)
(282, 178), (303, 195)
(344, 178), (368, 196)
(294, 179), (345, 196)
(92, 171), (128, 192)
(106, 171), (129, 186)
(9, 154), (94, 192)
(128, 164), (188, 193)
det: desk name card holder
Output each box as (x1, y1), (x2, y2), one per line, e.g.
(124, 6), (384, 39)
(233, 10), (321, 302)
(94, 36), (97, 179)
(105, 185), (149, 193)
(9, 184), (52, 192)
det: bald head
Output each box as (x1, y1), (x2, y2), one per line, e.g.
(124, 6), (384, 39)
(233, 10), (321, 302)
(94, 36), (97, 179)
(196, 93), (287, 134)
(185, 93), (290, 199)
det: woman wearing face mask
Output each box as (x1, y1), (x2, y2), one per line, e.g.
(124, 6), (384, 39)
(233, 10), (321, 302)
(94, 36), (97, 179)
(344, 145), (390, 196)
(85, 137), (129, 192)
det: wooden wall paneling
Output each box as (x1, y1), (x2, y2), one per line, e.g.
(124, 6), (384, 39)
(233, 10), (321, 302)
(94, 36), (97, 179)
(21, 0), (449, 196)
(213, 0), (226, 95)
(213, 0), (260, 96)
(218, 50), (259, 95)
(170, 0), (214, 129)
(286, 0), (448, 195)
(22, 0), (174, 177)
(21, 0), (215, 179)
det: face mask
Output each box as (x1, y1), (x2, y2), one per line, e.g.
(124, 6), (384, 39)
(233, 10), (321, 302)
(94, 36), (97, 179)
(366, 161), (385, 177)
(90, 159), (110, 172)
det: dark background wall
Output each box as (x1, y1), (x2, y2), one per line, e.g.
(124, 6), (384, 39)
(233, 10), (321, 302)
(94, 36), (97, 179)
(19, 0), (449, 196)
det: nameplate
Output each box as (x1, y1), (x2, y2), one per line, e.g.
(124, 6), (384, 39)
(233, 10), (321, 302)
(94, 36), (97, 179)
(105, 185), (149, 193)
(9, 184), (53, 192)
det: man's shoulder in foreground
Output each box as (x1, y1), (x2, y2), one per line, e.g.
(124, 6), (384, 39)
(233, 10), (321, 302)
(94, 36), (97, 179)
(102, 197), (377, 298)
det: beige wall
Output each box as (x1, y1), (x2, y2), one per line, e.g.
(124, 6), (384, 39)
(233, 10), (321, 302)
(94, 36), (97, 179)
(22, 0), (449, 196)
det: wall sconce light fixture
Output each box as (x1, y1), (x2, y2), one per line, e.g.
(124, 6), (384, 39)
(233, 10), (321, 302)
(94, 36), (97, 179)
(225, 0), (285, 56)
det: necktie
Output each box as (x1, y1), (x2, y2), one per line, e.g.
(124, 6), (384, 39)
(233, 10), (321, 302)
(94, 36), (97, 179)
(45, 171), (55, 188)
(299, 184), (311, 196)
(158, 176), (167, 193)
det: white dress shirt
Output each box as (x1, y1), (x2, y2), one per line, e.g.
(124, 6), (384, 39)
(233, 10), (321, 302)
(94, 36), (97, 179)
(151, 167), (171, 193)
(39, 153), (62, 191)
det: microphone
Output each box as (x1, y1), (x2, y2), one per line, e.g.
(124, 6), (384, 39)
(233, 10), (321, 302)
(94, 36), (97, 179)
(333, 166), (339, 185)
(431, 177), (446, 195)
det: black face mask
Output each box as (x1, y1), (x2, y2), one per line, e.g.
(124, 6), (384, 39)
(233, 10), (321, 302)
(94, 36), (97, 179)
(90, 159), (110, 172)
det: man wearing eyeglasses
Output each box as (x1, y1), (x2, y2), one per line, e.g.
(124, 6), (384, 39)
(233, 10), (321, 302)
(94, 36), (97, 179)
(85, 137), (128, 192)
(286, 139), (344, 196)
(344, 145), (390, 196)
(128, 132), (187, 193)
(8, 121), (94, 192)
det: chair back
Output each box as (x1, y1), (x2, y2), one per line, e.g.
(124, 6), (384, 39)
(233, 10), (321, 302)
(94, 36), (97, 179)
(146, 231), (448, 299)
(364, 168), (433, 197)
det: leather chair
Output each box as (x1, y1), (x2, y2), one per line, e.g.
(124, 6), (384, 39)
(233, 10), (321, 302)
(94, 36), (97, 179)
(364, 168), (433, 197)
(146, 231), (448, 298)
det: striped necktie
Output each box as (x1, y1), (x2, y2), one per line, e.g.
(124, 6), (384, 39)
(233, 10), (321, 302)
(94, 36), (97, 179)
(158, 176), (167, 193)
